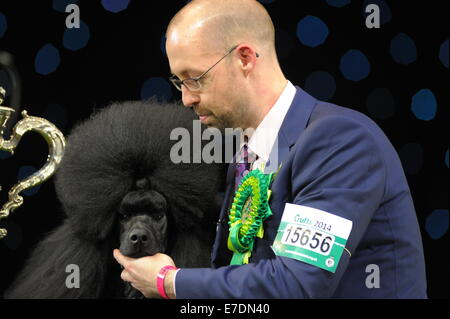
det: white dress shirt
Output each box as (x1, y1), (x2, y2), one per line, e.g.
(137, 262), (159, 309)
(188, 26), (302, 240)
(239, 80), (297, 172)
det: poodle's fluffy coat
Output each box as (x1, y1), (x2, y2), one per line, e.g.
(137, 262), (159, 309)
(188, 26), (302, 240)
(5, 100), (225, 298)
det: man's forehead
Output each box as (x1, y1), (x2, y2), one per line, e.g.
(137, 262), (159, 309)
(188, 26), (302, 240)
(166, 35), (212, 76)
(167, 46), (203, 76)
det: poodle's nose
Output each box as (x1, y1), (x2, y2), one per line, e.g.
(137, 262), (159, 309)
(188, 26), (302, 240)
(129, 229), (149, 245)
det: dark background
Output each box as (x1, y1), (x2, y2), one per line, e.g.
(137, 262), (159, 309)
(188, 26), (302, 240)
(0, 0), (448, 298)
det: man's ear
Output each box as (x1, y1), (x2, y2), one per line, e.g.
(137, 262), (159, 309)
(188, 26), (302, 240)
(236, 45), (259, 76)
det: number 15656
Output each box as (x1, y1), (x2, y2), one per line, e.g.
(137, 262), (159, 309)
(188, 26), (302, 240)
(281, 224), (334, 255)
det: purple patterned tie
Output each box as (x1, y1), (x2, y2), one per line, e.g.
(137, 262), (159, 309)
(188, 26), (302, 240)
(234, 144), (257, 191)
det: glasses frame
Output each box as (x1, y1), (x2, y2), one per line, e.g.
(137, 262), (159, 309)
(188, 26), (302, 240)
(169, 44), (240, 92)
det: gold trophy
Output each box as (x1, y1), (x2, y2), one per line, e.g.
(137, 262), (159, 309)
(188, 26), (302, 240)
(0, 87), (66, 239)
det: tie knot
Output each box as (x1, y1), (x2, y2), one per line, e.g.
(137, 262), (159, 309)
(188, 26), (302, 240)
(234, 144), (258, 191)
(237, 144), (257, 165)
(242, 143), (248, 159)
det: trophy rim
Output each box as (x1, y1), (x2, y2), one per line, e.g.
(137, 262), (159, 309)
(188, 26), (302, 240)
(0, 106), (15, 112)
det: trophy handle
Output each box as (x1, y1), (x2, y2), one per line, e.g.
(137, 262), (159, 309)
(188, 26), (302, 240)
(0, 87), (66, 239)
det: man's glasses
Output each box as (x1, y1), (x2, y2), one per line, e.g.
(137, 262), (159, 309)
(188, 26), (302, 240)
(169, 45), (239, 92)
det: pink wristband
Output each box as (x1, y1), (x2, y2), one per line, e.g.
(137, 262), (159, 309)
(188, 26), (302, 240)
(156, 265), (178, 299)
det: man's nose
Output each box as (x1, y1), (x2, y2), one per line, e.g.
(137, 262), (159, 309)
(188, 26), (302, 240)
(181, 85), (200, 108)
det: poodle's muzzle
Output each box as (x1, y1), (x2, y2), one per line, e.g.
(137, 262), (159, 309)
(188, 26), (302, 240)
(119, 214), (168, 258)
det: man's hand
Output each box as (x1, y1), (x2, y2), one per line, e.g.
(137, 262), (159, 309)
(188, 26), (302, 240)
(113, 249), (177, 298)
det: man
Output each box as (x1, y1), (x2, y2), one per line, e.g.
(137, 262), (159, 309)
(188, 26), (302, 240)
(114, 0), (427, 298)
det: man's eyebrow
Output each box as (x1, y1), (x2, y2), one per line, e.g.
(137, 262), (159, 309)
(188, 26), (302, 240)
(170, 68), (204, 78)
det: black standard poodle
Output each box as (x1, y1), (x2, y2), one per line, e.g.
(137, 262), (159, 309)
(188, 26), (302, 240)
(4, 99), (226, 299)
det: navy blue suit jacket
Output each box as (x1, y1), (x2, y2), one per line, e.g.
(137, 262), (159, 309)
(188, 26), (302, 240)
(176, 87), (427, 298)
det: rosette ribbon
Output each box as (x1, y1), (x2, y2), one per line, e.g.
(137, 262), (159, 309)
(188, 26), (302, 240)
(227, 169), (274, 265)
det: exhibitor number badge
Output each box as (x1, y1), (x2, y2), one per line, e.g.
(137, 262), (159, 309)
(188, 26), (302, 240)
(281, 224), (335, 256)
(272, 203), (352, 273)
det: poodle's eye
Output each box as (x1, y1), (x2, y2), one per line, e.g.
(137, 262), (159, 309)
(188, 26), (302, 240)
(153, 213), (164, 221)
(120, 213), (130, 220)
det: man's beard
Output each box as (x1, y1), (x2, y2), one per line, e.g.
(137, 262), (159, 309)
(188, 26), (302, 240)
(202, 101), (250, 132)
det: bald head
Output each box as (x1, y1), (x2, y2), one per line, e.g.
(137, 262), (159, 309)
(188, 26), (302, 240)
(166, 0), (287, 131)
(167, 0), (276, 55)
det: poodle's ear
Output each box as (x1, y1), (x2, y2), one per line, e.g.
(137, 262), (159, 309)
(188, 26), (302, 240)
(67, 212), (117, 241)
(56, 168), (133, 240)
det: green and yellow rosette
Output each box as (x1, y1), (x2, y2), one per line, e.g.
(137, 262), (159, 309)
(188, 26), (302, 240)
(228, 169), (274, 265)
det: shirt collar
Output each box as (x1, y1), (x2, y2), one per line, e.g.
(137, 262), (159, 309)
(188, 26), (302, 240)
(239, 80), (296, 162)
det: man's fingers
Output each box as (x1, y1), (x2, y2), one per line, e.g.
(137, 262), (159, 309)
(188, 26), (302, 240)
(121, 269), (134, 283)
(115, 250), (136, 283)
(113, 249), (132, 268)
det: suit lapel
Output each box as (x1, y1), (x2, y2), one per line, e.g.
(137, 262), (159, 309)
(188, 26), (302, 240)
(266, 87), (318, 173)
(211, 87), (318, 267)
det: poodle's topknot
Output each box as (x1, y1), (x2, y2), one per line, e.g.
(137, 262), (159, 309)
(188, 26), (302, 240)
(55, 99), (225, 240)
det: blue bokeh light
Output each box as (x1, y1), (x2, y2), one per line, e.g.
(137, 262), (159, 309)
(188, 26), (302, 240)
(426, 209), (449, 240)
(296, 16), (329, 48)
(439, 39), (449, 68)
(326, 0), (351, 8)
(304, 71), (336, 101)
(411, 89), (437, 121)
(0, 12), (7, 38)
(340, 49), (371, 82)
(52, 0), (79, 13)
(35, 44), (61, 75)
(63, 20), (90, 51)
(362, 0), (392, 25)
(101, 0), (131, 13)
(390, 33), (417, 65)
(141, 77), (173, 102)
